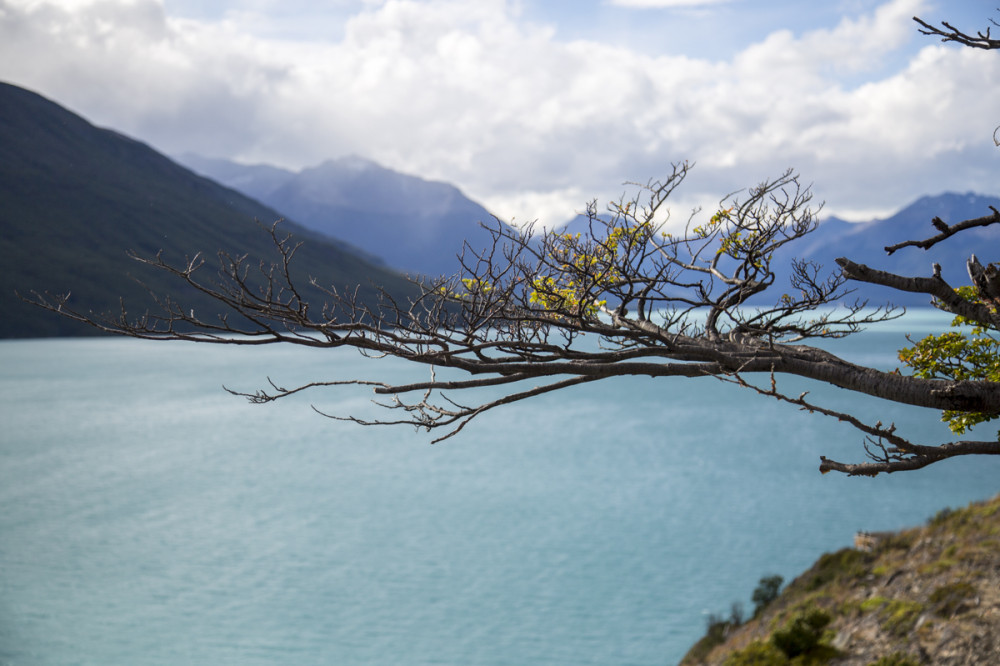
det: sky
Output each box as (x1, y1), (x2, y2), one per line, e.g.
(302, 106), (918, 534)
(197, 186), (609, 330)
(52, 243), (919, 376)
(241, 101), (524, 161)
(0, 0), (997, 228)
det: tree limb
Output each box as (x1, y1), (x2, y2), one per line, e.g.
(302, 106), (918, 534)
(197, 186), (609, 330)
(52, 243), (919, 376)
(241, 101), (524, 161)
(884, 208), (1000, 255)
(913, 15), (1000, 50)
(720, 370), (1000, 476)
(24, 167), (1000, 475)
(835, 257), (1000, 330)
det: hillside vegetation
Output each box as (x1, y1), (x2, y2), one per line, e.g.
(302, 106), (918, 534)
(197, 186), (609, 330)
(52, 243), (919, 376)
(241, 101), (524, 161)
(681, 495), (1000, 665)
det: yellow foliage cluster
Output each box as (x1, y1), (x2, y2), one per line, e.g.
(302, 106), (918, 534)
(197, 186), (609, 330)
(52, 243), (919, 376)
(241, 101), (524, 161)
(526, 221), (655, 319)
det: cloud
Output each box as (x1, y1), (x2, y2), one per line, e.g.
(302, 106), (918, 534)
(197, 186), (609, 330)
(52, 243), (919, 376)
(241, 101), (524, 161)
(0, 0), (996, 229)
(608, 0), (729, 7)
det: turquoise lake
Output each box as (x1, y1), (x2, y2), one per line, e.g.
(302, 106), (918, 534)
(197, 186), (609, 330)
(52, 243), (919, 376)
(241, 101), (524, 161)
(2, 310), (998, 665)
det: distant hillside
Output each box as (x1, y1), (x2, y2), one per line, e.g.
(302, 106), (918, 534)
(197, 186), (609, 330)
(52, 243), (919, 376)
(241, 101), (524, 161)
(0, 82), (416, 338)
(177, 153), (501, 278)
(182, 149), (999, 307)
(559, 192), (1000, 307)
(777, 192), (1000, 306)
(681, 494), (1000, 665)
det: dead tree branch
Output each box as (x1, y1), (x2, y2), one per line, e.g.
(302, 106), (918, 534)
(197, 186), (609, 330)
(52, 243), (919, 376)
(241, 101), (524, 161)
(884, 208), (1000, 254)
(913, 15), (1000, 50)
(25, 165), (1000, 476)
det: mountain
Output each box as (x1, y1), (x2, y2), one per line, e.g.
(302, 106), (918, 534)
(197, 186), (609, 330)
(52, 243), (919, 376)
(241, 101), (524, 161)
(182, 148), (999, 308)
(778, 192), (1000, 306)
(681, 493), (1000, 665)
(175, 153), (296, 202)
(177, 153), (500, 278)
(0, 82), (416, 338)
(558, 192), (1000, 307)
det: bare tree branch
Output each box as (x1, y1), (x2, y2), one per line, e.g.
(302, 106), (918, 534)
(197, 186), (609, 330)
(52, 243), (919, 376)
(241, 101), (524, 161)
(913, 15), (1000, 50)
(720, 371), (1000, 476)
(884, 208), (1000, 254)
(912, 14), (1000, 149)
(819, 439), (1000, 476)
(835, 257), (1000, 331)
(25, 165), (1000, 476)
(18, 12), (1000, 478)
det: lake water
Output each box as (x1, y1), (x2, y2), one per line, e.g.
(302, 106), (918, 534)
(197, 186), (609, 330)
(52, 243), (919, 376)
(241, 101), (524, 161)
(2, 311), (998, 665)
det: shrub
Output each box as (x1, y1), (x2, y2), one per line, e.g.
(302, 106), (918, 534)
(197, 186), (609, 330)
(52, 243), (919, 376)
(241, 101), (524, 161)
(752, 575), (784, 617)
(771, 608), (832, 658)
(881, 600), (924, 637)
(860, 597), (924, 637)
(873, 533), (916, 552)
(803, 549), (870, 590)
(681, 614), (733, 664)
(868, 652), (920, 666)
(698, 612), (731, 647)
(722, 640), (788, 666)
(688, 613), (734, 659)
(927, 507), (956, 526)
(730, 601), (746, 626)
(929, 581), (977, 617)
(860, 596), (889, 613)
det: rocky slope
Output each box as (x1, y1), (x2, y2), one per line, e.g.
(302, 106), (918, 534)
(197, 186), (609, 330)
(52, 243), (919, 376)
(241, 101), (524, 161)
(681, 494), (1000, 665)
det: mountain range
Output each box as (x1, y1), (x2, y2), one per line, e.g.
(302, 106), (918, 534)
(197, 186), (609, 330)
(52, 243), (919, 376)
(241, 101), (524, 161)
(177, 153), (498, 278)
(558, 192), (1000, 307)
(776, 192), (1000, 305)
(180, 155), (999, 309)
(0, 82), (416, 338)
(2, 80), (998, 338)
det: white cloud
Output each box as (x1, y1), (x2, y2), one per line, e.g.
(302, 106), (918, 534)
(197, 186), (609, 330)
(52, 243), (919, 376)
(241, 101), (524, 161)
(0, 0), (996, 229)
(607, 0), (729, 7)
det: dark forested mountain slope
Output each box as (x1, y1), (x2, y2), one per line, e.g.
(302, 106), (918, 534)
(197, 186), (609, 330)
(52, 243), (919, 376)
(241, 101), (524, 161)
(0, 82), (415, 338)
